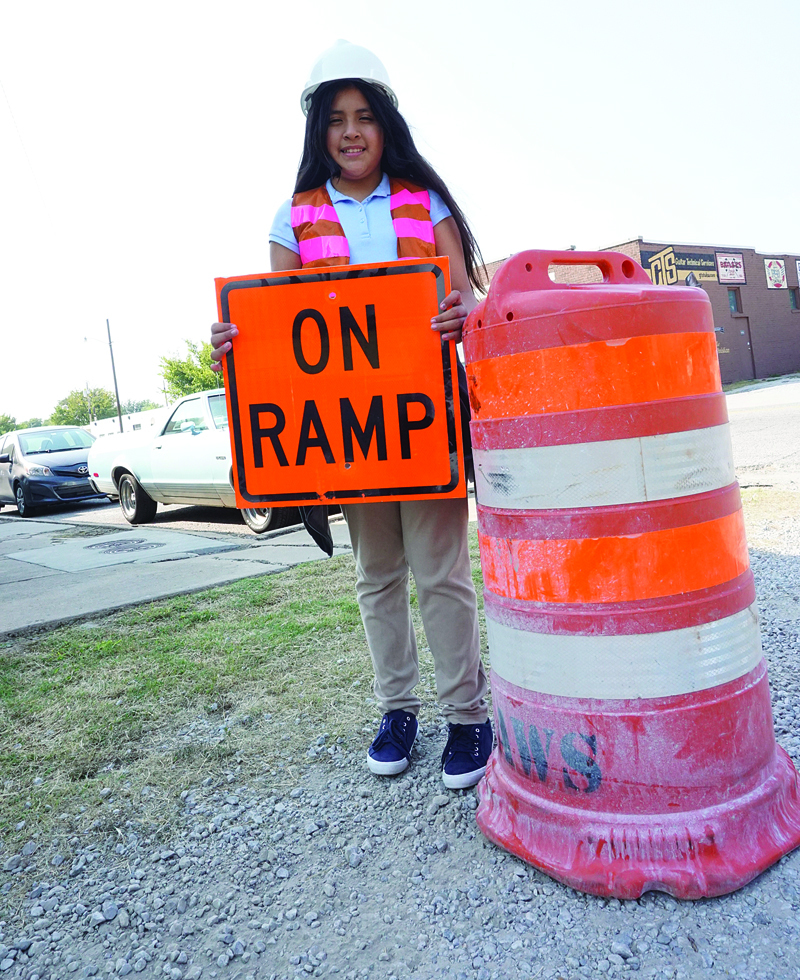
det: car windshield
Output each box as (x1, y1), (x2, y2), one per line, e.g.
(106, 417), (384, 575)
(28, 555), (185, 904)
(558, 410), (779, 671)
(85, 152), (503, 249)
(19, 428), (95, 455)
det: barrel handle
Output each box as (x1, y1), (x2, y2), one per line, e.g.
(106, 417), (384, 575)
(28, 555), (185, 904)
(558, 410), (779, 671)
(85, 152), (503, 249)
(512, 249), (652, 289)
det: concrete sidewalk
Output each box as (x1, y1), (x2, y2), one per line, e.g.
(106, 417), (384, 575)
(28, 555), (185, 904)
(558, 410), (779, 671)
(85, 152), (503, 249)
(0, 516), (353, 638)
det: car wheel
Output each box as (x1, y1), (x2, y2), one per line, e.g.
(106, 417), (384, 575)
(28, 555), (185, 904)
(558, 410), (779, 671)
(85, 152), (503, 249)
(118, 472), (157, 524)
(240, 507), (298, 534)
(15, 484), (34, 517)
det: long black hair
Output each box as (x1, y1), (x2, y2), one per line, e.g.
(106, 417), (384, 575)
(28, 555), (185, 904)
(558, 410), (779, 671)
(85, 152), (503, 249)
(295, 79), (485, 293)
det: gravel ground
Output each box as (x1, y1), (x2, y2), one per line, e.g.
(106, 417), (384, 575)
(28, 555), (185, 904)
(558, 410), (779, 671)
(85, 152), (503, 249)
(1, 493), (799, 980)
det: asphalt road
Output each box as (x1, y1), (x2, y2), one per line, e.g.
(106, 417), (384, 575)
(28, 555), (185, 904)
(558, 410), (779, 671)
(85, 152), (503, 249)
(727, 399), (800, 490)
(19, 496), (275, 538)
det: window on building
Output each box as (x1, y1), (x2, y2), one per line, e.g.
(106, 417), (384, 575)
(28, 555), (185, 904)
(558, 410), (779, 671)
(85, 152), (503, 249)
(790, 288), (799, 311)
(728, 288), (742, 314)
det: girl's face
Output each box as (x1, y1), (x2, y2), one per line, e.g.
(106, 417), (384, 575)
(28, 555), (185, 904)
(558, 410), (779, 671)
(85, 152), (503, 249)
(326, 86), (385, 188)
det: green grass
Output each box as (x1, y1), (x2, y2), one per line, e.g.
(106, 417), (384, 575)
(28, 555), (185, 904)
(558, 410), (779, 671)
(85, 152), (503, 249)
(722, 371), (800, 394)
(0, 528), (487, 850)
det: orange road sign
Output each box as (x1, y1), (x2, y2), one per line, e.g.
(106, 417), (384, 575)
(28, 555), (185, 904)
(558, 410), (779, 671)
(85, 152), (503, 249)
(215, 257), (466, 507)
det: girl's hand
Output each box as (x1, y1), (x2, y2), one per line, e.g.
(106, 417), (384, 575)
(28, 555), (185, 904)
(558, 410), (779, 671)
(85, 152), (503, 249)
(210, 322), (238, 373)
(431, 290), (468, 344)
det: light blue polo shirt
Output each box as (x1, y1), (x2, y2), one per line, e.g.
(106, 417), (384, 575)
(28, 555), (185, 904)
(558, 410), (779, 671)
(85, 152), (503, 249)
(269, 173), (452, 265)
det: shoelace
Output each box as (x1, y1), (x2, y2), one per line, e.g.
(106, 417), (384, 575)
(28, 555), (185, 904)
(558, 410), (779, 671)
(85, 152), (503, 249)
(371, 717), (414, 761)
(441, 725), (484, 766)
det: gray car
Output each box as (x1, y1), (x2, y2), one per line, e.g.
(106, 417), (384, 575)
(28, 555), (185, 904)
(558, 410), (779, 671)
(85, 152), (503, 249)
(0, 426), (107, 516)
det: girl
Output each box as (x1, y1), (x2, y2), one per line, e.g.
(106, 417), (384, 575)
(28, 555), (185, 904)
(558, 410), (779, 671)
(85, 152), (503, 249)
(211, 41), (492, 790)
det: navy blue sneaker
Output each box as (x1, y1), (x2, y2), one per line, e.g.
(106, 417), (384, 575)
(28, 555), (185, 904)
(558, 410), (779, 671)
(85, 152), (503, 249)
(441, 720), (493, 789)
(367, 710), (418, 776)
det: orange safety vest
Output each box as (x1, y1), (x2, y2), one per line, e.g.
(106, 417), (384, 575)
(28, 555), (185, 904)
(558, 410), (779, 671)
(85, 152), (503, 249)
(290, 178), (437, 267)
(290, 177), (472, 549)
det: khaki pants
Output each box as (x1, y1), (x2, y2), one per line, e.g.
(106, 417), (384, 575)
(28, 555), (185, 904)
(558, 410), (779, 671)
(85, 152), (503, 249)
(342, 497), (488, 725)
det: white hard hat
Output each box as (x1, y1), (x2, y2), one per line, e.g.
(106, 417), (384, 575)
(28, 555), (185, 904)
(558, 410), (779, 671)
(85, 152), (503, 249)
(301, 40), (398, 116)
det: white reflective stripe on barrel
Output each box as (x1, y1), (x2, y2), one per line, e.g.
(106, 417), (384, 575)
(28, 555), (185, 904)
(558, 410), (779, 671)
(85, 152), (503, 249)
(475, 424), (735, 510)
(486, 603), (762, 700)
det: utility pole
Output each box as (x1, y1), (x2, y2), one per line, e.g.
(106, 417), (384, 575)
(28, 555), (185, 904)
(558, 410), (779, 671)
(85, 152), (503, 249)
(107, 319), (123, 433)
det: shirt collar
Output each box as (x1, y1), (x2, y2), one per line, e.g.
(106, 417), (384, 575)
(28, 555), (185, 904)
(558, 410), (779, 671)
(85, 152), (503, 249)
(326, 173), (390, 205)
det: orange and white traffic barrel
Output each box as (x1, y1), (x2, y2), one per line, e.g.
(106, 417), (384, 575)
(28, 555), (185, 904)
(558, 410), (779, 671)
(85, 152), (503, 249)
(463, 249), (800, 899)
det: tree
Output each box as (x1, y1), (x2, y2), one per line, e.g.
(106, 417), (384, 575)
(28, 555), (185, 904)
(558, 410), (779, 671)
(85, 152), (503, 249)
(160, 341), (221, 401)
(49, 388), (118, 426)
(1, 414), (46, 433)
(121, 398), (161, 414)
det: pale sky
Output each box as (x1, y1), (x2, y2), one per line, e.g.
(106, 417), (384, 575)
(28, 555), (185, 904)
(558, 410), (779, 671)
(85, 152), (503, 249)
(2, 0), (798, 423)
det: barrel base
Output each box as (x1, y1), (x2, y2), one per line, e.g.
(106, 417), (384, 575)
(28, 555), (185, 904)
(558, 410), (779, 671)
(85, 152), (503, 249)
(477, 746), (800, 899)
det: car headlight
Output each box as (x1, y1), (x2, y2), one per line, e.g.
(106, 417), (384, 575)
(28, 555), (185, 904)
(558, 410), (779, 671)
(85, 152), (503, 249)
(25, 464), (52, 477)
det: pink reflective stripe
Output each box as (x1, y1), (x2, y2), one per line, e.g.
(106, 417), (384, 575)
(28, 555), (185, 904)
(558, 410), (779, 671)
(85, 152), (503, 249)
(390, 188), (431, 209)
(290, 203), (340, 227)
(392, 217), (435, 243)
(297, 235), (350, 264)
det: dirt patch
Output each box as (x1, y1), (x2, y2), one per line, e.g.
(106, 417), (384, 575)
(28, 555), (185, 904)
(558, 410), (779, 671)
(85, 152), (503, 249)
(741, 488), (800, 552)
(52, 524), (124, 541)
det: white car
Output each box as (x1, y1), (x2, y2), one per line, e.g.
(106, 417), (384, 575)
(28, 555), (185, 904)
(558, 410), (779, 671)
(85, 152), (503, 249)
(87, 389), (298, 533)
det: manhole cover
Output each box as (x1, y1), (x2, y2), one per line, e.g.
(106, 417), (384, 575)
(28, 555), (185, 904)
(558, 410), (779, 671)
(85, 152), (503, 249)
(84, 539), (168, 555)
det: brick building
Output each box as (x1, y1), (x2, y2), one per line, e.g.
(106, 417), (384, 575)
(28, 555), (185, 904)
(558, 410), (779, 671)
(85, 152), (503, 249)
(482, 242), (800, 384)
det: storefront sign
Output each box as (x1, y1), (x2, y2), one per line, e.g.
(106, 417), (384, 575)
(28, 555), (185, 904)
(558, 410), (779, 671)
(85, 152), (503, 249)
(215, 257), (466, 507)
(764, 258), (787, 289)
(640, 246), (718, 285)
(716, 253), (746, 284)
